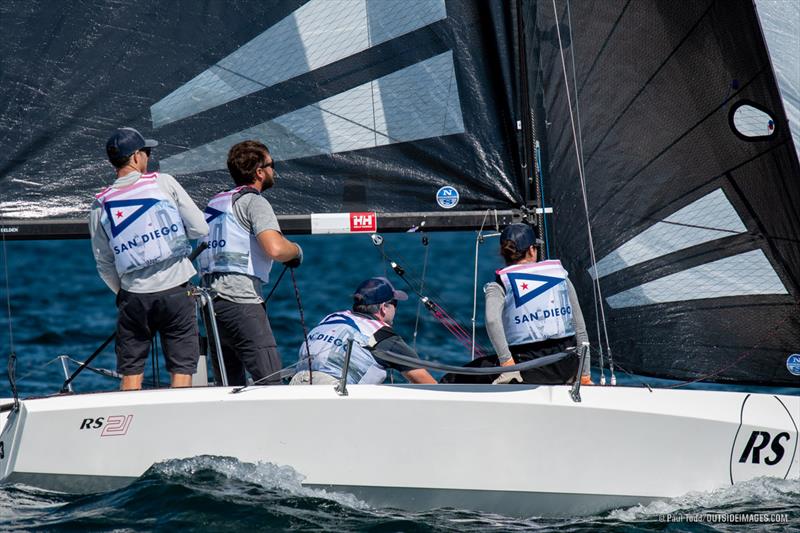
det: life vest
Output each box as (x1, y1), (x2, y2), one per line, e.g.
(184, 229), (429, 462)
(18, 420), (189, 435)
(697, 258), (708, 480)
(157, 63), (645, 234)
(496, 260), (575, 346)
(296, 310), (388, 384)
(198, 186), (273, 283)
(95, 172), (190, 275)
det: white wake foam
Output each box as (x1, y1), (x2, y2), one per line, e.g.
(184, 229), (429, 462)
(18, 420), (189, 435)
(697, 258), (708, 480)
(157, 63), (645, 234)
(610, 477), (800, 521)
(150, 455), (371, 510)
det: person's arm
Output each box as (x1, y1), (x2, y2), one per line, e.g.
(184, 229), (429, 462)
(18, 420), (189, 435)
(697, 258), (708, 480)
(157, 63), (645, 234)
(484, 281), (513, 366)
(567, 278), (592, 382)
(159, 173), (209, 239)
(372, 333), (437, 384)
(238, 194), (302, 263)
(257, 230), (301, 262)
(402, 368), (437, 384)
(89, 204), (121, 294)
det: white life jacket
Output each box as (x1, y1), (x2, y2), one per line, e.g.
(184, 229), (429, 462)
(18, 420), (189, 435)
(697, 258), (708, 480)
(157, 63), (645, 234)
(496, 260), (575, 346)
(198, 186), (273, 283)
(95, 172), (190, 275)
(296, 310), (388, 384)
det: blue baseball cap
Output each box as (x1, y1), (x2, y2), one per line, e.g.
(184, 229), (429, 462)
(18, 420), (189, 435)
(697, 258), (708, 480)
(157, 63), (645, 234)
(106, 127), (158, 160)
(500, 223), (538, 250)
(353, 277), (408, 305)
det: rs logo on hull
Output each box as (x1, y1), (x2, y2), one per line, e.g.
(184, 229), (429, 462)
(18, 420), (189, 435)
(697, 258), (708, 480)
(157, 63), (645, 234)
(738, 431), (791, 465)
(730, 395), (798, 484)
(79, 415), (134, 437)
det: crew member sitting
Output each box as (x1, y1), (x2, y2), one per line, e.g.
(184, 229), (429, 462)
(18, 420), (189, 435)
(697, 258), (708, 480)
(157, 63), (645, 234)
(485, 223), (591, 384)
(290, 277), (437, 385)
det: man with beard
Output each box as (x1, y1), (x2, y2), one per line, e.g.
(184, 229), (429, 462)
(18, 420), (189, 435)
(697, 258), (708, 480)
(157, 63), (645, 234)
(199, 140), (303, 386)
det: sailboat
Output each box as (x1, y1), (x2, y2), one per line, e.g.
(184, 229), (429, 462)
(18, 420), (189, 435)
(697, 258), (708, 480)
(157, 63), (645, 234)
(0, 0), (797, 517)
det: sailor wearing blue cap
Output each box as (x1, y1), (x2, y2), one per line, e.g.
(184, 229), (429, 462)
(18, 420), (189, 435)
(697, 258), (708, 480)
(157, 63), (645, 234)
(484, 223), (591, 384)
(290, 277), (437, 385)
(90, 127), (209, 391)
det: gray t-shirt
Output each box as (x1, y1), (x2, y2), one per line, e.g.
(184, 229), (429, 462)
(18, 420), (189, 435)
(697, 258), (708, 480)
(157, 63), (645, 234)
(203, 190), (281, 304)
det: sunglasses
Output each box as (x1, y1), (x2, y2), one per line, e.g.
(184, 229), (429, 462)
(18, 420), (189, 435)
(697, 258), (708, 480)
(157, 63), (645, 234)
(140, 147), (151, 157)
(385, 299), (398, 307)
(259, 160), (275, 170)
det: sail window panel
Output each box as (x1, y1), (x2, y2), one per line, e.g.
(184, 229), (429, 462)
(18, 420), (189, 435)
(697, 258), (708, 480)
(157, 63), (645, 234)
(590, 189), (747, 279)
(605, 249), (788, 309)
(731, 104), (776, 138)
(159, 52), (464, 175)
(755, 0), (800, 157)
(150, 0), (447, 128)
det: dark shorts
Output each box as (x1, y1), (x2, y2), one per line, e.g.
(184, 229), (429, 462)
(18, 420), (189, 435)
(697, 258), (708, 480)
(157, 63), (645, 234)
(212, 298), (282, 386)
(116, 284), (199, 376)
(440, 336), (579, 385)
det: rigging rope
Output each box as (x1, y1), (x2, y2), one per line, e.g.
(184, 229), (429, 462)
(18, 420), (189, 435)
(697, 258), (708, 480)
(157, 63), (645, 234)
(471, 209), (498, 360)
(552, 0), (616, 384)
(290, 268), (314, 385)
(2, 234), (19, 410)
(412, 230), (429, 351)
(372, 234), (488, 358)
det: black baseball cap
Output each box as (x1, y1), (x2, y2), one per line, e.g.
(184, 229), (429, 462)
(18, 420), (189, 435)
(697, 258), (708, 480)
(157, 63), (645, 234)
(106, 127), (158, 160)
(353, 277), (409, 305)
(500, 223), (538, 250)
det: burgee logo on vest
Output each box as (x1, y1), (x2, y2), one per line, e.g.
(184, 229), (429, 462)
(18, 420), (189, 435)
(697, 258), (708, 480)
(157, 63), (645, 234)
(204, 206), (224, 224)
(507, 272), (565, 307)
(104, 199), (159, 237)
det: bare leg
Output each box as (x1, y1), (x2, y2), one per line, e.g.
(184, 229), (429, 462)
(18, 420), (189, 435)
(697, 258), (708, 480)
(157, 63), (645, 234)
(121, 374), (144, 391)
(171, 373), (192, 388)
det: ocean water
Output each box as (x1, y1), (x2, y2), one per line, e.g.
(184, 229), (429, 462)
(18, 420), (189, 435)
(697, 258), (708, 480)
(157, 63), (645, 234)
(0, 235), (798, 531)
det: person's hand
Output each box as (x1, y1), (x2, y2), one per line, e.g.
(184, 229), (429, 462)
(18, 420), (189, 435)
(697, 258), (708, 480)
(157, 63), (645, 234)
(580, 375), (594, 385)
(493, 371), (523, 384)
(283, 243), (303, 268)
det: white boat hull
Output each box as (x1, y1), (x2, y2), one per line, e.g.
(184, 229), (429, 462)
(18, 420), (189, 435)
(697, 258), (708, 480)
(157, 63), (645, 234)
(0, 384), (796, 517)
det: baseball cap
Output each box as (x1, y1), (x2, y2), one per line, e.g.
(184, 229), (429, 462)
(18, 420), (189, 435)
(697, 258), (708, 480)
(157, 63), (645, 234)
(353, 277), (409, 305)
(106, 127), (158, 160)
(500, 223), (538, 250)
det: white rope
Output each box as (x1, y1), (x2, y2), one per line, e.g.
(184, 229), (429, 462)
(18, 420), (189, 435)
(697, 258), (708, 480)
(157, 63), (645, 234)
(412, 231), (429, 351)
(551, 0), (615, 382)
(471, 209), (493, 360)
(565, 0), (605, 384)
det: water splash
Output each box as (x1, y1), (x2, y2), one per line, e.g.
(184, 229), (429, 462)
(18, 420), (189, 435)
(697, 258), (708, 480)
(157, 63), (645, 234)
(609, 476), (800, 522)
(148, 455), (371, 510)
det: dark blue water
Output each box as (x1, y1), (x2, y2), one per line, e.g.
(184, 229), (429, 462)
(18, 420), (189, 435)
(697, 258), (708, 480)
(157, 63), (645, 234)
(0, 236), (798, 531)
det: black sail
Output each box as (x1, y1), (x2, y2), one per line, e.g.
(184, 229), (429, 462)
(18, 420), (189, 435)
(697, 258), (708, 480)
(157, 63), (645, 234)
(529, 0), (800, 386)
(0, 0), (527, 238)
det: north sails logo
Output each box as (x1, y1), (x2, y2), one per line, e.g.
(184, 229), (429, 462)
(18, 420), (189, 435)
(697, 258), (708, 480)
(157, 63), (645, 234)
(507, 272), (565, 307)
(104, 199), (158, 237)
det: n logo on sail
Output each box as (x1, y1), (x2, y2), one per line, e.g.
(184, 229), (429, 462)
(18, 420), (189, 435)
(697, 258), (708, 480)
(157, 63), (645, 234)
(507, 272), (564, 308)
(103, 199), (158, 237)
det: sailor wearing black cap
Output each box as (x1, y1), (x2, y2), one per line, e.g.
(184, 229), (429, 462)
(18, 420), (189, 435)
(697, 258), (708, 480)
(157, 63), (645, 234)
(290, 277), (437, 385)
(484, 223), (591, 385)
(90, 127), (209, 391)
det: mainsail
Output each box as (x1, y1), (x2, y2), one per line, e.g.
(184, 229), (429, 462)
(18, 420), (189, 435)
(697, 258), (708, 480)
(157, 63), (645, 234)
(529, 0), (800, 386)
(0, 0), (528, 238)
